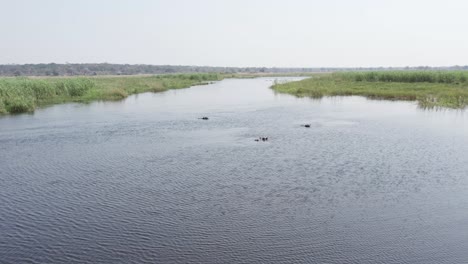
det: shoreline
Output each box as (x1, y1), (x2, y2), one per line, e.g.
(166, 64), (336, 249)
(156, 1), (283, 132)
(271, 71), (468, 109)
(0, 73), (313, 115)
(0, 74), (222, 115)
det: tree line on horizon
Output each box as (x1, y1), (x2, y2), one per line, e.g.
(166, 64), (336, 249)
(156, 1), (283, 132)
(1, 63), (468, 77)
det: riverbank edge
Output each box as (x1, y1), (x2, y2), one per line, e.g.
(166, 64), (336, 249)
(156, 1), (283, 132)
(0, 73), (317, 115)
(271, 73), (468, 109)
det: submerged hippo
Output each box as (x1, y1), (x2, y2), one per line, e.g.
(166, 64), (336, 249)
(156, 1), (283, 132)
(199, 117), (209, 120)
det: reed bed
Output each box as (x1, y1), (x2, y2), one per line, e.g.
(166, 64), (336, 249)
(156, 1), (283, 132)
(0, 73), (221, 114)
(272, 71), (468, 109)
(338, 71), (468, 84)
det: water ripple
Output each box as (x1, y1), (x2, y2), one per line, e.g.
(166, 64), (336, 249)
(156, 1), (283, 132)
(0, 78), (467, 263)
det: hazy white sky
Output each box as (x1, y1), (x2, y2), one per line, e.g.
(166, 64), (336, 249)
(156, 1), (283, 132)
(1, 0), (468, 67)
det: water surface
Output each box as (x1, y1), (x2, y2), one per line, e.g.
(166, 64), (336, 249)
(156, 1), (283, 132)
(1, 77), (468, 263)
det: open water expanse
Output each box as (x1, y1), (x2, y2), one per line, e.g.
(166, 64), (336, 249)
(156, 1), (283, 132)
(1, 77), (468, 263)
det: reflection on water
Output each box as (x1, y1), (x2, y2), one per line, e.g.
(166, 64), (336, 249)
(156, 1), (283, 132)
(1, 78), (468, 264)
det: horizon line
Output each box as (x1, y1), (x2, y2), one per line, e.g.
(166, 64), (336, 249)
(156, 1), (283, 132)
(1, 63), (468, 69)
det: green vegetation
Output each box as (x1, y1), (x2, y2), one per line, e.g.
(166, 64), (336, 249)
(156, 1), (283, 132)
(272, 71), (468, 109)
(0, 63), (328, 77)
(2, 63), (468, 77)
(0, 73), (221, 114)
(338, 71), (468, 84)
(226, 72), (315, 79)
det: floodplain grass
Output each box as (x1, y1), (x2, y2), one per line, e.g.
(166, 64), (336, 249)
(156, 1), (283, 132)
(0, 73), (222, 114)
(271, 71), (468, 109)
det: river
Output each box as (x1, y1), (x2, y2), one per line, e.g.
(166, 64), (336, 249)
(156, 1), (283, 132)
(1, 77), (468, 263)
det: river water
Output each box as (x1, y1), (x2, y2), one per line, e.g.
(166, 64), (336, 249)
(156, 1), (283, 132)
(1, 77), (468, 263)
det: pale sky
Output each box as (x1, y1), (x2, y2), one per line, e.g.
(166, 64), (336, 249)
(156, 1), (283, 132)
(1, 0), (468, 67)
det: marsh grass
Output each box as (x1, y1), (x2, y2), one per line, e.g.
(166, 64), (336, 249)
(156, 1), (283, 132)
(0, 73), (222, 114)
(272, 71), (468, 109)
(340, 71), (468, 84)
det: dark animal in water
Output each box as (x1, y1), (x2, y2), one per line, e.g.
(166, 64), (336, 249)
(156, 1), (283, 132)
(255, 137), (269, 142)
(199, 117), (209, 120)
(302, 124), (311, 128)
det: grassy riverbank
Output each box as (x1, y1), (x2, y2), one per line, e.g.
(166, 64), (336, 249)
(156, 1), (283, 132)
(272, 71), (468, 109)
(0, 73), (221, 114)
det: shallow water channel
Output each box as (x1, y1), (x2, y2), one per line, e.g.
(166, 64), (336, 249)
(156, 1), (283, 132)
(1, 77), (468, 263)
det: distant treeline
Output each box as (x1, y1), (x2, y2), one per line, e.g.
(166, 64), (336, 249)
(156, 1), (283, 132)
(1, 63), (468, 77)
